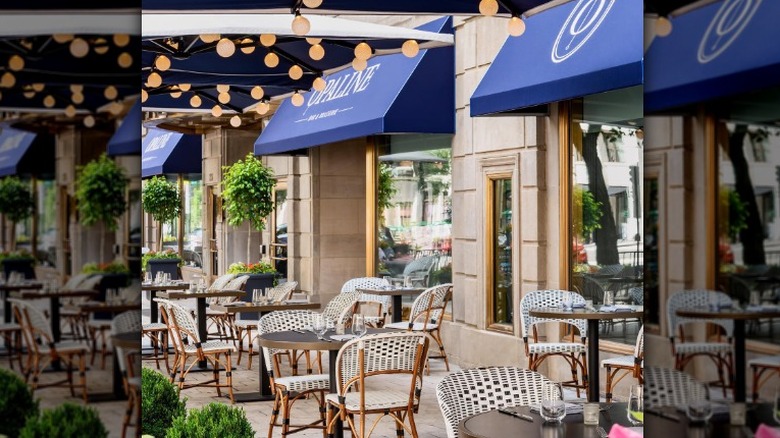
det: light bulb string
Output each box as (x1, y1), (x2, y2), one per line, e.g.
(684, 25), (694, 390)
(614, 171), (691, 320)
(267, 46), (319, 75)
(291, 0), (305, 15)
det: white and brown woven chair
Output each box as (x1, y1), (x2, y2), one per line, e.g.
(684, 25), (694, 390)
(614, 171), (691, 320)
(60, 274), (103, 342)
(385, 283), (453, 373)
(234, 280), (298, 370)
(602, 325), (644, 402)
(321, 290), (362, 325)
(749, 355), (780, 402)
(0, 320), (23, 371)
(519, 290), (589, 398)
(341, 277), (391, 328)
(667, 289), (733, 396)
(9, 298), (89, 402)
(644, 366), (708, 409)
(325, 332), (430, 438)
(436, 366), (561, 438)
(206, 274), (249, 342)
(259, 310), (330, 437)
(111, 310), (142, 438)
(158, 298), (237, 403)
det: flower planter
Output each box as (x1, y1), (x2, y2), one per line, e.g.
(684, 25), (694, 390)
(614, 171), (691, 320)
(2, 258), (36, 280)
(146, 258), (182, 281)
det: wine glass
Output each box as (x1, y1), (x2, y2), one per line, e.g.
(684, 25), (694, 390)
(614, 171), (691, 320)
(252, 289), (262, 304)
(144, 271), (151, 284)
(540, 382), (566, 423)
(562, 292), (573, 311)
(352, 314), (367, 337)
(627, 385), (644, 425)
(312, 314), (326, 340)
(685, 382), (712, 424)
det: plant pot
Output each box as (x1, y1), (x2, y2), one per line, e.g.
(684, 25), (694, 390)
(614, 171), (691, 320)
(240, 273), (279, 320)
(95, 273), (130, 320)
(147, 259), (182, 280)
(2, 258), (36, 280)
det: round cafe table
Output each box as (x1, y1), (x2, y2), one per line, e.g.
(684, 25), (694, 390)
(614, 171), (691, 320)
(529, 306), (644, 402)
(675, 307), (780, 403)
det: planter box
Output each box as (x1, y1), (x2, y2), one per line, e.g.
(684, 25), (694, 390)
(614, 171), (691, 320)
(146, 258), (182, 281)
(2, 258), (36, 280)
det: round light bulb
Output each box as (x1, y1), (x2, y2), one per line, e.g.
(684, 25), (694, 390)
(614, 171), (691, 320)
(155, 55), (171, 71)
(291, 14), (311, 36)
(200, 34), (220, 43)
(70, 84), (84, 94)
(179, 83), (191, 92)
(24, 90), (35, 99)
(508, 16), (526, 37)
(259, 34), (276, 47)
(53, 34), (74, 43)
(113, 34), (130, 47)
(251, 86), (264, 100)
(354, 42), (372, 61)
(303, 0), (322, 8)
(240, 38), (255, 54)
(216, 38), (236, 57)
(8, 55), (24, 71)
(401, 40), (419, 58)
(479, 0), (499, 16)
(170, 90), (182, 99)
(313, 76), (326, 92)
(230, 115), (242, 127)
(309, 43), (325, 60)
(216, 84), (230, 93)
(65, 105), (77, 117)
(190, 95), (202, 107)
(352, 58), (367, 71)
(43, 95), (55, 108)
(32, 83), (44, 92)
(109, 102), (124, 115)
(94, 40), (109, 55)
(141, 89), (148, 103)
(306, 37), (322, 45)
(70, 38), (89, 58)
(655, 16), (672, 37)
(289, 64), (304, 80)
(118, 52), (133, 68)
(218, 92), (231, 104)
(264, 52), (280, 68)
(147, 71), (162, 88)
(104, 85), (118, 100)
(256, 101), (270, 115)
(1, 72), (15, 88)
(291, 92), (304, 107)
(83, 115), (95, 128)
(72, 92), (84, 104)
(211, 105), (223, 117)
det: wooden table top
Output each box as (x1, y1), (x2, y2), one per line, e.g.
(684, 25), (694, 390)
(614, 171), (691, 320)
(141, 282), (190, 291)
(19, 289), (98, 299)
(676, 306), (780, 320)
(112, 332), (141, 349)
(258, 328), (393, 352)
(211, 301), (321, 314)
(65, 303), (139, 314)
(530, 306), (644, 320)
(0, 282), (43, 291)
(357, 287), (426, 296)
(158, 290), (245, 299)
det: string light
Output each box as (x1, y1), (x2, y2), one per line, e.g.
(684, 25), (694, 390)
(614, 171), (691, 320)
(70, 38), (89, 58)
(8, 55), (24, 71)
(303, 0), (322, 7)
(264, 52), (280, 68)
(72, 92), (85, 104)
(141, 89), (148, 102)
(65, 105), (77, 117)
(230, 115), (242, 127)
(155, 55), (171, 71)
(260, 34), (276, 47)
(291, 91), (304, 107)
(508, 16), (526, 37)
(655, 16), (672, 37)
(113, 34), (130, 47)
(240, 38), (255, 54)
(402, 40), (419, 58)
(43, 95), (55, 108)
(256, 101), (270, 115)
(104, 85), (118, 100)
(147, 71), (162, 88)
(251, 86), (265, 100)
(306, 37), (322, 45)
(70, 84), (84, 94)
(218, 92), (231, 104)
(352, 58), (367, 71)
(53, 34), (74, 43)
(1, 72), (16, 88)
(354, 42), (372, 61)
(94, 39), (109, 55)
(109, 102), (124, 115)
(216, 38), (236, 57)
(289, 65), (304, 80)
(291, 13), (311, 36)
(83, 115), (95, 127)
(190, 95), (202, 107)
(479, 0), (499, 16)
(23, 90), (35, 99)
(170, 90), (182, 98)
(179, 83), (191, 92)
(216, 84), (230, 93)
(309, 44), (325, 60)
(313, 77), (326, 92)
(32, 83), (45, 92)
(118, 52), (133, 68)
(200, 34), (220, 43)
(211, 105), (223, 117)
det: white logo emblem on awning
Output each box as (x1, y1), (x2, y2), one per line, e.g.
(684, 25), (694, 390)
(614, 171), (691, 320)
(552, 0), (615, 64)
(698, 0), (761, 64)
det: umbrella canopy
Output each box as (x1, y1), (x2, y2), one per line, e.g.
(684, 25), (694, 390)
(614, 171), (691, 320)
(141, 14), (453, 113)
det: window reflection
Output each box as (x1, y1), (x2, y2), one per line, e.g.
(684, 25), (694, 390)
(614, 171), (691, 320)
(492, 178), (512, 325)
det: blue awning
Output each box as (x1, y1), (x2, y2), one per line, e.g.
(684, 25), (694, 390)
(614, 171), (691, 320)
(255, 17), (454, 155)
(645, 0), (780, 113)
(470, 0), (643, 116)
(142, 128), (202, 178)
(108, 100), (142, 156)
(0, 127), (37, 177)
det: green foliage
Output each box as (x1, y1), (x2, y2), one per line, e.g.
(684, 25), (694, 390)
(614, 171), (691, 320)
(0, 249), (35, 263)
(573, 186), (603, 240)
(142, 368), (187, 438)
(227, 261), (277, 275)
(221, 153), (275, 231)
(142, 176), (181, 227)
(720, 188), (749, 239)
(19, 403), (107, 438)
(165, 403), (254, 438)
(0, 368), (39, 437)
(431, 263), (452, 285)
(142, 249), (183, 271)
(81, 261), (130, 275)
(377, 163), (397, 217)
(75, 154), (128, 231)
(0, 177), (34, 223)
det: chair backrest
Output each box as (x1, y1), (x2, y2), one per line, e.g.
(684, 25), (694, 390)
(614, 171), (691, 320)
(402, 256), (437, 277)
(644, 366), (708, 409)
(8, 298), (53, 354)
(341, 276), (391, 310)
(62, 273), (92, 290)
(579, 275), (606, 304)
(519, 290), (587, 340)
(334, 332), (429, 409)
(666, 289), (733, 340)
(163, 299), (202, 346)
(322, 290), (362, 324)
(155, 299), (184, 352)
(407, 283), (453, 329)
(111, 310), (142, 375)
(257, 310), (315, 378)
(207, 275), (248, 304)
(634, 325), (644, 363)
(628, 286), (643, 305)
(436, 367), (559, 438)
(267, 280), (298, 303)
(597, 264), (624, 276)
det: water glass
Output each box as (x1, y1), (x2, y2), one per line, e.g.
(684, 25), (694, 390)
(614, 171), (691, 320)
(603, 290), (614, 306)
(383, 276), (393, 289)
(252, 289), (263, 304)
(540, 382), (566, 423)
(403, 276), (412, 288)
(312, 314), (327, 339)
(685, 383), (712, 424)
(627, 385), (644, 425)
(144, 271), (152, 284)
(562, 292), (573, 310)
(750, 290), (761, 307)
(352, 314), (367, 337)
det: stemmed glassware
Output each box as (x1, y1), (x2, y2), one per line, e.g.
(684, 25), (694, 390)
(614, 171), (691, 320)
(312, 314), (327, 340)
(352, 314), (367, 337)
(627, 385), (644, 426)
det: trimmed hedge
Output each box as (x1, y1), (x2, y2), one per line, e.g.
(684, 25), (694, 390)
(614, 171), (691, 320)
(19, 403), (106, 438)
(0, 368), (39, 437)
(141, 368), (187, 438)
(165, 403), (254, 438)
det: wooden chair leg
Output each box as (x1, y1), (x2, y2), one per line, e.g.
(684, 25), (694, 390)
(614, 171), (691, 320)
(225, 352), (235, 404)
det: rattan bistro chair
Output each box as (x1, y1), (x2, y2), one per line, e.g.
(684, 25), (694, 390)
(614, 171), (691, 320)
(111, 311), (142, 438)
(325, 332), (430, 438)
(436, 367), (561, 438)
(385, 283), (453, 373)
(158, 299), (237, 403)
(519, 290), (589, 398)
(602, 325), (644, 402)
(0, 321), (23, 371)
(341, 277), (391, 328)
(10, 298), (89, 402)
(749, 355), (780, 402)
(666, 290), (734, 396)
(259, 310), (330, 437)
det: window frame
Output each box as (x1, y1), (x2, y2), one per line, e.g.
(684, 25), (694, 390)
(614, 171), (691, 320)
(485, 171), (515, 334)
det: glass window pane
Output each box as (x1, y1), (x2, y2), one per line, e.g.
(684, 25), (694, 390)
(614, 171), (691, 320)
(273, 187), (288, 275)
(493, 178), (512, 325)
(36, 179), (57, 267)
(182, 177), (202, 267)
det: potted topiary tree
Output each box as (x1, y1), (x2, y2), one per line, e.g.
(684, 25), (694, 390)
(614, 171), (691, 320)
(0, 177), (34, 252)
(221, 152), (276, 265)
(141, 176), (181, 252)
(75, 154), (128, 264)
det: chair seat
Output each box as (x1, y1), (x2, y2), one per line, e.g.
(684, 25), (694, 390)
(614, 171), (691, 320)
(183, 340), (236, 354)
(674, 342), (732, 354)
(40, 340), (89, 354)
(143, 323), (167, 331)
(128, 377), (141, 388)
(528, 342), (586, 354)
(326, 389), (417, 412)
(385, 321), (439, 331)
(275, 374), (330, 392)
(234, 320), (259, 329)
(602, 355), (639, 368)
(87, 320), (112, 329)
(0, 323), (21, 331)
(60, 309), (81, 317)
(748, 355), (780, 368)
(206, 308), (227, 316)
